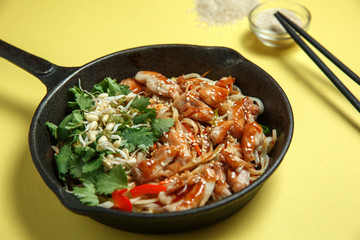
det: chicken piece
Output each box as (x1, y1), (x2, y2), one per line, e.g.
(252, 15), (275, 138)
(227, 168), (250, 192)
(174, 179), (206, 211)
(134, 71), (182, 99)
(159, 171), (191, 194)
(212, 161), (232, 201)
(215, 76), (235, 93)
(162, 127), (192, 165)
(231, 97), (260, 123)
(197, 76), (234, 108)
(132, 145), (180, 184)
(177, 76), (207, 91)
(199, 165), (216, 206)
(198, 86), (229, 108)
(173, 92), (214, 122)
(241, 97), (260, 123)
(163, 165), (216, 212)
(228, 99), (246, 139)
(241, 122), (263, 162)
(217, 101), (231, 116)
(228, 96), (260, 139)
(220, 147), (253, 169)
(209, 120), (233, 144)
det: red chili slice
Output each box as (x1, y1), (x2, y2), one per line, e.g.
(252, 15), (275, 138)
(129, 184), (167, 198)
(111, 189), (132, 212)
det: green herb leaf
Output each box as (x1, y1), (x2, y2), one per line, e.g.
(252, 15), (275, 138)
(67, 110), (84, 129)
(95, 165), (128, 195)
(133, 109), (156, 125)
(56, 110), (85, 141)
(54, 144), (72, 178)
(259, 124), (270, 135)
(69, 154), (83, 179)
(74, 145), (96, 163)
(45, 122), (58, 139)
(130, 96), (150, 111)
(91, 77), (131, 96)
(82, 154), (104, 173)
(81, 168), (105, 185)
(151, 118), (175, 137)
(120, 127), (157, 150)
(57, 114), (72, 141)
(120, 139), (135, 153)
(73, 182), (99, 206)
(69, 86), (94, 110)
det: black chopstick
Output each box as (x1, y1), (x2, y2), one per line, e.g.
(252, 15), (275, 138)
(274, 11), (360, 113)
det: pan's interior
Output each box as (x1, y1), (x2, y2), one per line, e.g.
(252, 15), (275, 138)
(29, 45), (293, 232)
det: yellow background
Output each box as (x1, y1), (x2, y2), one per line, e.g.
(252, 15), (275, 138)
(1, 0), (359, 239)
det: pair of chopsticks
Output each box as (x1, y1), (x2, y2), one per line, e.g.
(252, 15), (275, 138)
(274, 12), (360, 113)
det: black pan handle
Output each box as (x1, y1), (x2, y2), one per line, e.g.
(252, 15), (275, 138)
(0, 39), (78, 91)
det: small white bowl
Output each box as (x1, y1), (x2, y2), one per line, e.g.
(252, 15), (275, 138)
(249, 0), (311, 47)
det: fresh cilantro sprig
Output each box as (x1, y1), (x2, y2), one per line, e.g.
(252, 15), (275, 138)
(119, 96), (175, 151)
(48, 110), (85, 142)
(54, 143), (128, 192)
(73, 182), (99, 206)
(72, 165), (128, 207)
(68, 86), (94, 110)
(95, 165), (128, 195)
(132, 109), (156, 125)
(54, 144), (72, 180)
(151, 118), (175, 137)
(130, 96), (150, 110)
(91, 77), (131, 96)
(120, 127), (158, 152)
(68, 77), (131, 111)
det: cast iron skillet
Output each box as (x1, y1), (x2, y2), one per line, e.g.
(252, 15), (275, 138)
(0, 40), (294, 234)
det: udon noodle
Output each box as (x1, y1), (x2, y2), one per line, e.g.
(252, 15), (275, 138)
(48, 70), (277, 213)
